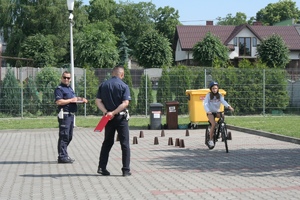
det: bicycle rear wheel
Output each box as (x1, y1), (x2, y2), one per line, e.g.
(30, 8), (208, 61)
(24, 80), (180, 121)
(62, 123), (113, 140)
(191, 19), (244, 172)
(221, 126), (229, 153)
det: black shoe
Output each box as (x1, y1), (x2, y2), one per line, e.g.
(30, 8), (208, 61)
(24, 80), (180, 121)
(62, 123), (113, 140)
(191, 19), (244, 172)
(67, 157), (75, 162)
(58, 157), (74, 164)
(97, 168), (110, 176)
(122, 171), (131, 177)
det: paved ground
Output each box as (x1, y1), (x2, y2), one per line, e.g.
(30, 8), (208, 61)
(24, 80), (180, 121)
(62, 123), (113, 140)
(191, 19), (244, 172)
(0, 127), (299, 200)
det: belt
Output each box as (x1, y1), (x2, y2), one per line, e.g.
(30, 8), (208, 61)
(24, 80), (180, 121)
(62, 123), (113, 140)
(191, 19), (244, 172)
(119, 111), (126, 115)
(63, 112), (75, 115)
(114, 111), (126, 116)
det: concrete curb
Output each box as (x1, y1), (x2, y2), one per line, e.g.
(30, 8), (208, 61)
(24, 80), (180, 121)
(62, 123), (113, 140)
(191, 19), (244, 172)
(227, 125), (300, 145)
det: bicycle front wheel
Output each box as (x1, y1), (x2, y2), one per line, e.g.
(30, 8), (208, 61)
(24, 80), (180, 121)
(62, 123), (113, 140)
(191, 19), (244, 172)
(221, 126), (229, 153)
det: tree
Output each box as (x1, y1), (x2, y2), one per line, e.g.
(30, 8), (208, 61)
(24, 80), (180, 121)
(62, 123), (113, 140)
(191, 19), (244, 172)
(74, 22), (119, 68)
(19, 34), (56, 67)
(118, 32), (132, 66)
(257, 34), (289, 68)
(0, 67), (21, 116)
(123, 65), (136, 114)
(217, 12), (248, 25)
(154, 6), (180, 43)
(192, 32), (229, 67)
(264, 69), (289, 112)
(35, 66), (60, 115)
(192, 67), (206, 89)
(112, 2), (156, 51)
(76, 67), (99, 115)
(156, 66), (171, 104)
(135, 30), (172, 68)
(87, 0), (116, 22)
(0, 0), (88, 66)
(169, 65), (192, 114)
(136, 74), (153, 115)
(1, 0), (66, 63)
(23, 76), (40, 115)
(256, 0), (300, 25)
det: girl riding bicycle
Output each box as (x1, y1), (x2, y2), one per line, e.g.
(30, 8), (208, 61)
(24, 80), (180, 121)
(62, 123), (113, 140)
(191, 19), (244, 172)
(204, 81), (234, 148)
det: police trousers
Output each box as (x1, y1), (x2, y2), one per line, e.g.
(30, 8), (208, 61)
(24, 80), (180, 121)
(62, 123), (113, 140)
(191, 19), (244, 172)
(57, 114), (74, 160)
(98, 114), (130, 172)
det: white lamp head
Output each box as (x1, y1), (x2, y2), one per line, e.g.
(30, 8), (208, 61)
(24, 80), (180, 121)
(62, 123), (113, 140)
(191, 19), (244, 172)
(67, 0), (75, 13)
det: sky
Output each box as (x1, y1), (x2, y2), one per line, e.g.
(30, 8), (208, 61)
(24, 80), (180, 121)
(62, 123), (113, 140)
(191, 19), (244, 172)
(82, 0), (300, 25)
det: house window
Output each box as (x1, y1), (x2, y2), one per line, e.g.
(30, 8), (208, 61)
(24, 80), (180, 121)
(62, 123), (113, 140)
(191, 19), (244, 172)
(253, 37), (257, 47)
(239, 37), (251, 56)
(233, 37), (237, 46)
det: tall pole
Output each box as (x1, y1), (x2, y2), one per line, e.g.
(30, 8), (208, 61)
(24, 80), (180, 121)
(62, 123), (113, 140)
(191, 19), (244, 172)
(67, 0), (75, 91)
(67, 0), (75, 126)
(69, 14), (75, 91)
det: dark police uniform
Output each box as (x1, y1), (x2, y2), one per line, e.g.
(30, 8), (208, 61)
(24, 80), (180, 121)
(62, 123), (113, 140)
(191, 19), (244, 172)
(96, 76), (131, 173)
(54, 83), (77, 161)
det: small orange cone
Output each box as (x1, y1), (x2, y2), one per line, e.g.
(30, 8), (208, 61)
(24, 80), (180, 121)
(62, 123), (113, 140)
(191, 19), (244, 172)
(179, 139), (185, 148)
(185, 130), (189, 136)
(175, 138), (180, 147)
(139, 131), (144, 138)
(227, 131), (232, 140)
(133, 136), (138, 144)
(154, 137), (159, 145)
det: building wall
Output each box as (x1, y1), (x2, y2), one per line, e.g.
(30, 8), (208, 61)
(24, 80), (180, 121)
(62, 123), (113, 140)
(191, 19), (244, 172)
(175, 40), (187, 61)
(175, 27), (300, 66)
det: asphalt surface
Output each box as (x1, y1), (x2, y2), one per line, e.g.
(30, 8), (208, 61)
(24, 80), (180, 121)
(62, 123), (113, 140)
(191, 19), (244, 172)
(0, 127), (299, 200)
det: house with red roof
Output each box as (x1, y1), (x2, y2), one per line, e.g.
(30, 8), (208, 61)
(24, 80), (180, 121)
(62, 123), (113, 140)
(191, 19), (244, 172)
(173, 21), (300, 69)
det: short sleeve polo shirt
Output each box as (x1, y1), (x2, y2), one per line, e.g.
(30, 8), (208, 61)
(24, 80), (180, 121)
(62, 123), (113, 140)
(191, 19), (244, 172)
(96, 76), (131, 111)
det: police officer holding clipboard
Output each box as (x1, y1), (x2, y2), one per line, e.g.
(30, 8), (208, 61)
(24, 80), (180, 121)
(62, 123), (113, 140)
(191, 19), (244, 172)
(54, 71), (88, 164)
(95, 65), (131, 176)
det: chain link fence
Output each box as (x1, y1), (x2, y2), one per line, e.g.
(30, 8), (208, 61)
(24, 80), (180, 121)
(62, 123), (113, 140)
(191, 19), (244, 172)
(0, 66), (299, 118)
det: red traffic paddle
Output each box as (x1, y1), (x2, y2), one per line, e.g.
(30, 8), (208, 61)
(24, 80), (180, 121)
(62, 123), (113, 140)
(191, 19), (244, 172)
(94, 115), (111, 132)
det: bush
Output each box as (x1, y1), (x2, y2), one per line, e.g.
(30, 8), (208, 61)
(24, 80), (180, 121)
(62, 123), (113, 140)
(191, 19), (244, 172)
(0, 67), (21, 116)
(35, 66), (60, 115)
(23, 76), (40, 115)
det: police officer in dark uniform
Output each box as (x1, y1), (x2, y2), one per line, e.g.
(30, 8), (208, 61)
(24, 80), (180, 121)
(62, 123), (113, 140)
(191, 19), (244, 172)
(54, 71), (88, 164)
(95, 65), (131, 176)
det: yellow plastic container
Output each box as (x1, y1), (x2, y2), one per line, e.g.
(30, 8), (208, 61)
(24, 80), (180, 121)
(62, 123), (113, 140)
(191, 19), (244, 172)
(185, 89), (226, 123)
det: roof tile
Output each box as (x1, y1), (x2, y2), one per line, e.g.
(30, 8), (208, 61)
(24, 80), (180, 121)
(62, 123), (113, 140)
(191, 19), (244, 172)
(176, 25), (300, 50)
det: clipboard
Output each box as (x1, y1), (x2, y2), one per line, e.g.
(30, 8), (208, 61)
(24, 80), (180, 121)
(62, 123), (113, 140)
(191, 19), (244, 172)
(94, 115), (111, 132)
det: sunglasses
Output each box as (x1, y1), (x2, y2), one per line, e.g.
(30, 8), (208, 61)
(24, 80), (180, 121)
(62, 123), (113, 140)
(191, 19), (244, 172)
(62, 76), (71, 80)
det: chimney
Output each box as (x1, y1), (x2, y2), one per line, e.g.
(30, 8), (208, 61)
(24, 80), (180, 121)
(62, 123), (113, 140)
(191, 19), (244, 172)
(206, 21), (213, 26)
(253, 21), (263, 26)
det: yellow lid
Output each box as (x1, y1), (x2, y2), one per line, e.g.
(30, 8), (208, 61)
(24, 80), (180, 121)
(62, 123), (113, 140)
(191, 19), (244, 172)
(185, 89), (226, 95)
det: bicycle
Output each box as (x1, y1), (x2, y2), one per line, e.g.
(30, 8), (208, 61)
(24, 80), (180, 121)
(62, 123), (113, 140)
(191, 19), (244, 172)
(205, 112), (232, 153)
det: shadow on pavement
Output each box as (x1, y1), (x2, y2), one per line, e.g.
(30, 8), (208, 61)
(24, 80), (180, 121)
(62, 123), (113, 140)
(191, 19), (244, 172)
(147, 147), (300, 177)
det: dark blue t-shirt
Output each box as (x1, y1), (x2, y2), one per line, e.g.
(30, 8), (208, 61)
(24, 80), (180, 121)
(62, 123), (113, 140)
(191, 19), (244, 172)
(96, 76), (131, 112)
(54, 83), (77, 112)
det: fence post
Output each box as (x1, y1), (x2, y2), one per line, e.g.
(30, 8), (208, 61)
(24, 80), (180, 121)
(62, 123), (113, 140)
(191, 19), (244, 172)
(84, 68), (86, 117)
(263, 69), (265, 116)
(204, 68), (207, 88)
(20, 67), (23, 118)
(145, 69), (148, 117)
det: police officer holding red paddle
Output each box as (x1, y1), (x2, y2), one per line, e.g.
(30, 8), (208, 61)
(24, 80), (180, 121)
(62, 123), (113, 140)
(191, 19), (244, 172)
(95, 65), (131, 176)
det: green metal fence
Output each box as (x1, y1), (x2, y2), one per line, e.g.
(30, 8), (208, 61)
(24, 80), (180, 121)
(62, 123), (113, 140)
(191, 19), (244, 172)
(0, 67), (299, 118)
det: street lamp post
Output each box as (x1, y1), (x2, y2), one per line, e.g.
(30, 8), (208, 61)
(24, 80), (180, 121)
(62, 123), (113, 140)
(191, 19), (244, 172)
(67, 0), (76, 126)
(67, 0), (75, 91)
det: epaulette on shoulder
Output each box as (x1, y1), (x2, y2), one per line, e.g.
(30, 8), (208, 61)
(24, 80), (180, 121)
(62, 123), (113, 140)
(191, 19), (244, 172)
(55, 86), (62, 91)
